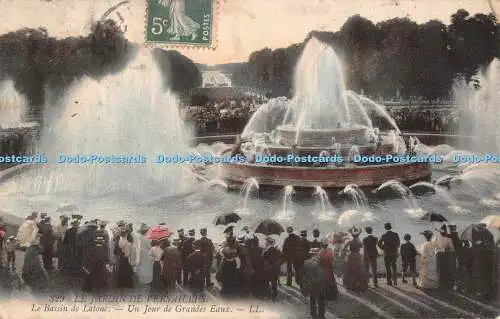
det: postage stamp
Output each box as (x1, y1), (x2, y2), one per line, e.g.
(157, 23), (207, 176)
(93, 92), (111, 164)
(145, 0), (218, 49)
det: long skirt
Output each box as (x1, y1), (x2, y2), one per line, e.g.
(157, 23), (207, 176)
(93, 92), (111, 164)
(117, 256), (134, 289)
(343, 252), (368, 292)
(151, 261), (163, 291)
(22, 246), (48, 291)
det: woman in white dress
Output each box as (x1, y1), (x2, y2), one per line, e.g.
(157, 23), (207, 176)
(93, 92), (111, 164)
(417, 230), (439, 289)
(159, 0), (200, 40)
(134, 224), (154, 287)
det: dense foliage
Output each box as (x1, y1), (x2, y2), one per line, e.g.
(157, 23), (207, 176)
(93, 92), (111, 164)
(232, 10), (500, 100)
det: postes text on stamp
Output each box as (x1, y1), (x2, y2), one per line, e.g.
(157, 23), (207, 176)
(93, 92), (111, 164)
(146, 0), (216, 48)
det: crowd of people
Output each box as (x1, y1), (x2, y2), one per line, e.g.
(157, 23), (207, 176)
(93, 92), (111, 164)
(182, 97), (265, 136)
(182, 96), (461, 135)
(0, 212), (497, 319)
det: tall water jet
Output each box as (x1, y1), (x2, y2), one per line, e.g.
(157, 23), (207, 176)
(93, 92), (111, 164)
(374, 179), (422, 216)
(312, 186), (336, 221)
(0, 80), (27, 127)
(283, 37), (350, 133)
(4, 49), (195, 198)
(345, 90), (373, 129)
(359, 96), (401, 134)
(281, 185), (294, 213)
(274, 185), (296, 221)
(455, 59), (500, 152)
(237, 177), (259, 215)
(342, 184), (368, 208)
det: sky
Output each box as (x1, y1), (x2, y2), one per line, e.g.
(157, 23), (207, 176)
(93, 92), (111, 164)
(0, 0), (494, 64)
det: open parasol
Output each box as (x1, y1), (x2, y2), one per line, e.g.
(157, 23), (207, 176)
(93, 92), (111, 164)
(145, 225), (173, 241)
(254, 219), (285, 236)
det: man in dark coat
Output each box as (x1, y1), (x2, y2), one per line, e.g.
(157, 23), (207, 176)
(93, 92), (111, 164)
(310, 229), (321, 249)
(296, 230), (311, 286)
(262, 237), (283, 301)
(181, 229), (195, 286)
(362, 226), (378, 287)
(247, 236), (265, 297)
(300, 248), (327, 319)
(185, 240), (206, 293)
(282, 226), (300, 286)
(176, 228), (186, 284)
(198, 228), (215, 287)
(82, 234), (109, 292)
(62, 219), (80, 274)
(162, 239), (182, 291)
(38, 216), (55, 271)
(377, 222), (400, 286)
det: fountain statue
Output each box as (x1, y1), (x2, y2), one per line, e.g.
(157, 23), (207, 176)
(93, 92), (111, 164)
(219, 37), (431, 189)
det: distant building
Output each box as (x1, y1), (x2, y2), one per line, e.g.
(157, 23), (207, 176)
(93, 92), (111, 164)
(202, 71), (232, 88)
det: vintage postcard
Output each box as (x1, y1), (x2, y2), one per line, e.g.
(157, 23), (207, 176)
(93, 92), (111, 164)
(1, 0), (500, 318)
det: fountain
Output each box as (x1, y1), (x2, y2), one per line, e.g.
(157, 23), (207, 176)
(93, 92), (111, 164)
(219, 37), (431, 189)
(455, 59), (500, 153)
(0, 49), (195, 198)
(312, 186), (337, 220)
(374, 180), (423, 216)
(236, 177), (259, 215)
(409, 181), (461, 213)
(341, 184), (368, 208)
(281, 185), (294, 213)
(0, 80), (27, 128)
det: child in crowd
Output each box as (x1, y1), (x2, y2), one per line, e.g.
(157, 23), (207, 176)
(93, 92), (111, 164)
(5, 236), (17, 270)
(400, 233), (418, 285)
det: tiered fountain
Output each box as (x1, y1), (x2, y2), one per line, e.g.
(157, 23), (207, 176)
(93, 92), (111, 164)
(218, 37), (431, 189)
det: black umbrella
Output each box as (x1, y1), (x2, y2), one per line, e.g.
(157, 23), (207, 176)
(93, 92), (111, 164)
(214, 212), (241, 226)
(461, 224), (495, 246)
(254, 219), (285, 236)
(420, 212), (448, 222)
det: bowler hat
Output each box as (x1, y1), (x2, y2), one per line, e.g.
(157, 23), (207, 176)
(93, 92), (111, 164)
(300, 230), (307, 236)
(188, 229), (195, 236)
(286, 226), (293, 233)
(384, 223), (392, 230)
(200, 228), (207, 234)
(177, 228), (184, 233)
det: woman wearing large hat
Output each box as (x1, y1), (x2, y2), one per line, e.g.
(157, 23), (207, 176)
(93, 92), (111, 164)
(342, 226), (368, 292)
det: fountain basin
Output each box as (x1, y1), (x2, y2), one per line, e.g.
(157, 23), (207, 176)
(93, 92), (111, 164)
(220, 162), (431, 189)
(262, 143), (394, 158)
(276, 125), (368, 147)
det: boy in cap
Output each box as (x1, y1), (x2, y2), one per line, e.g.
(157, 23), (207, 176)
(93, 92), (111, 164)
(377, 222), (400, 286)
(400, 234), (418, 285)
